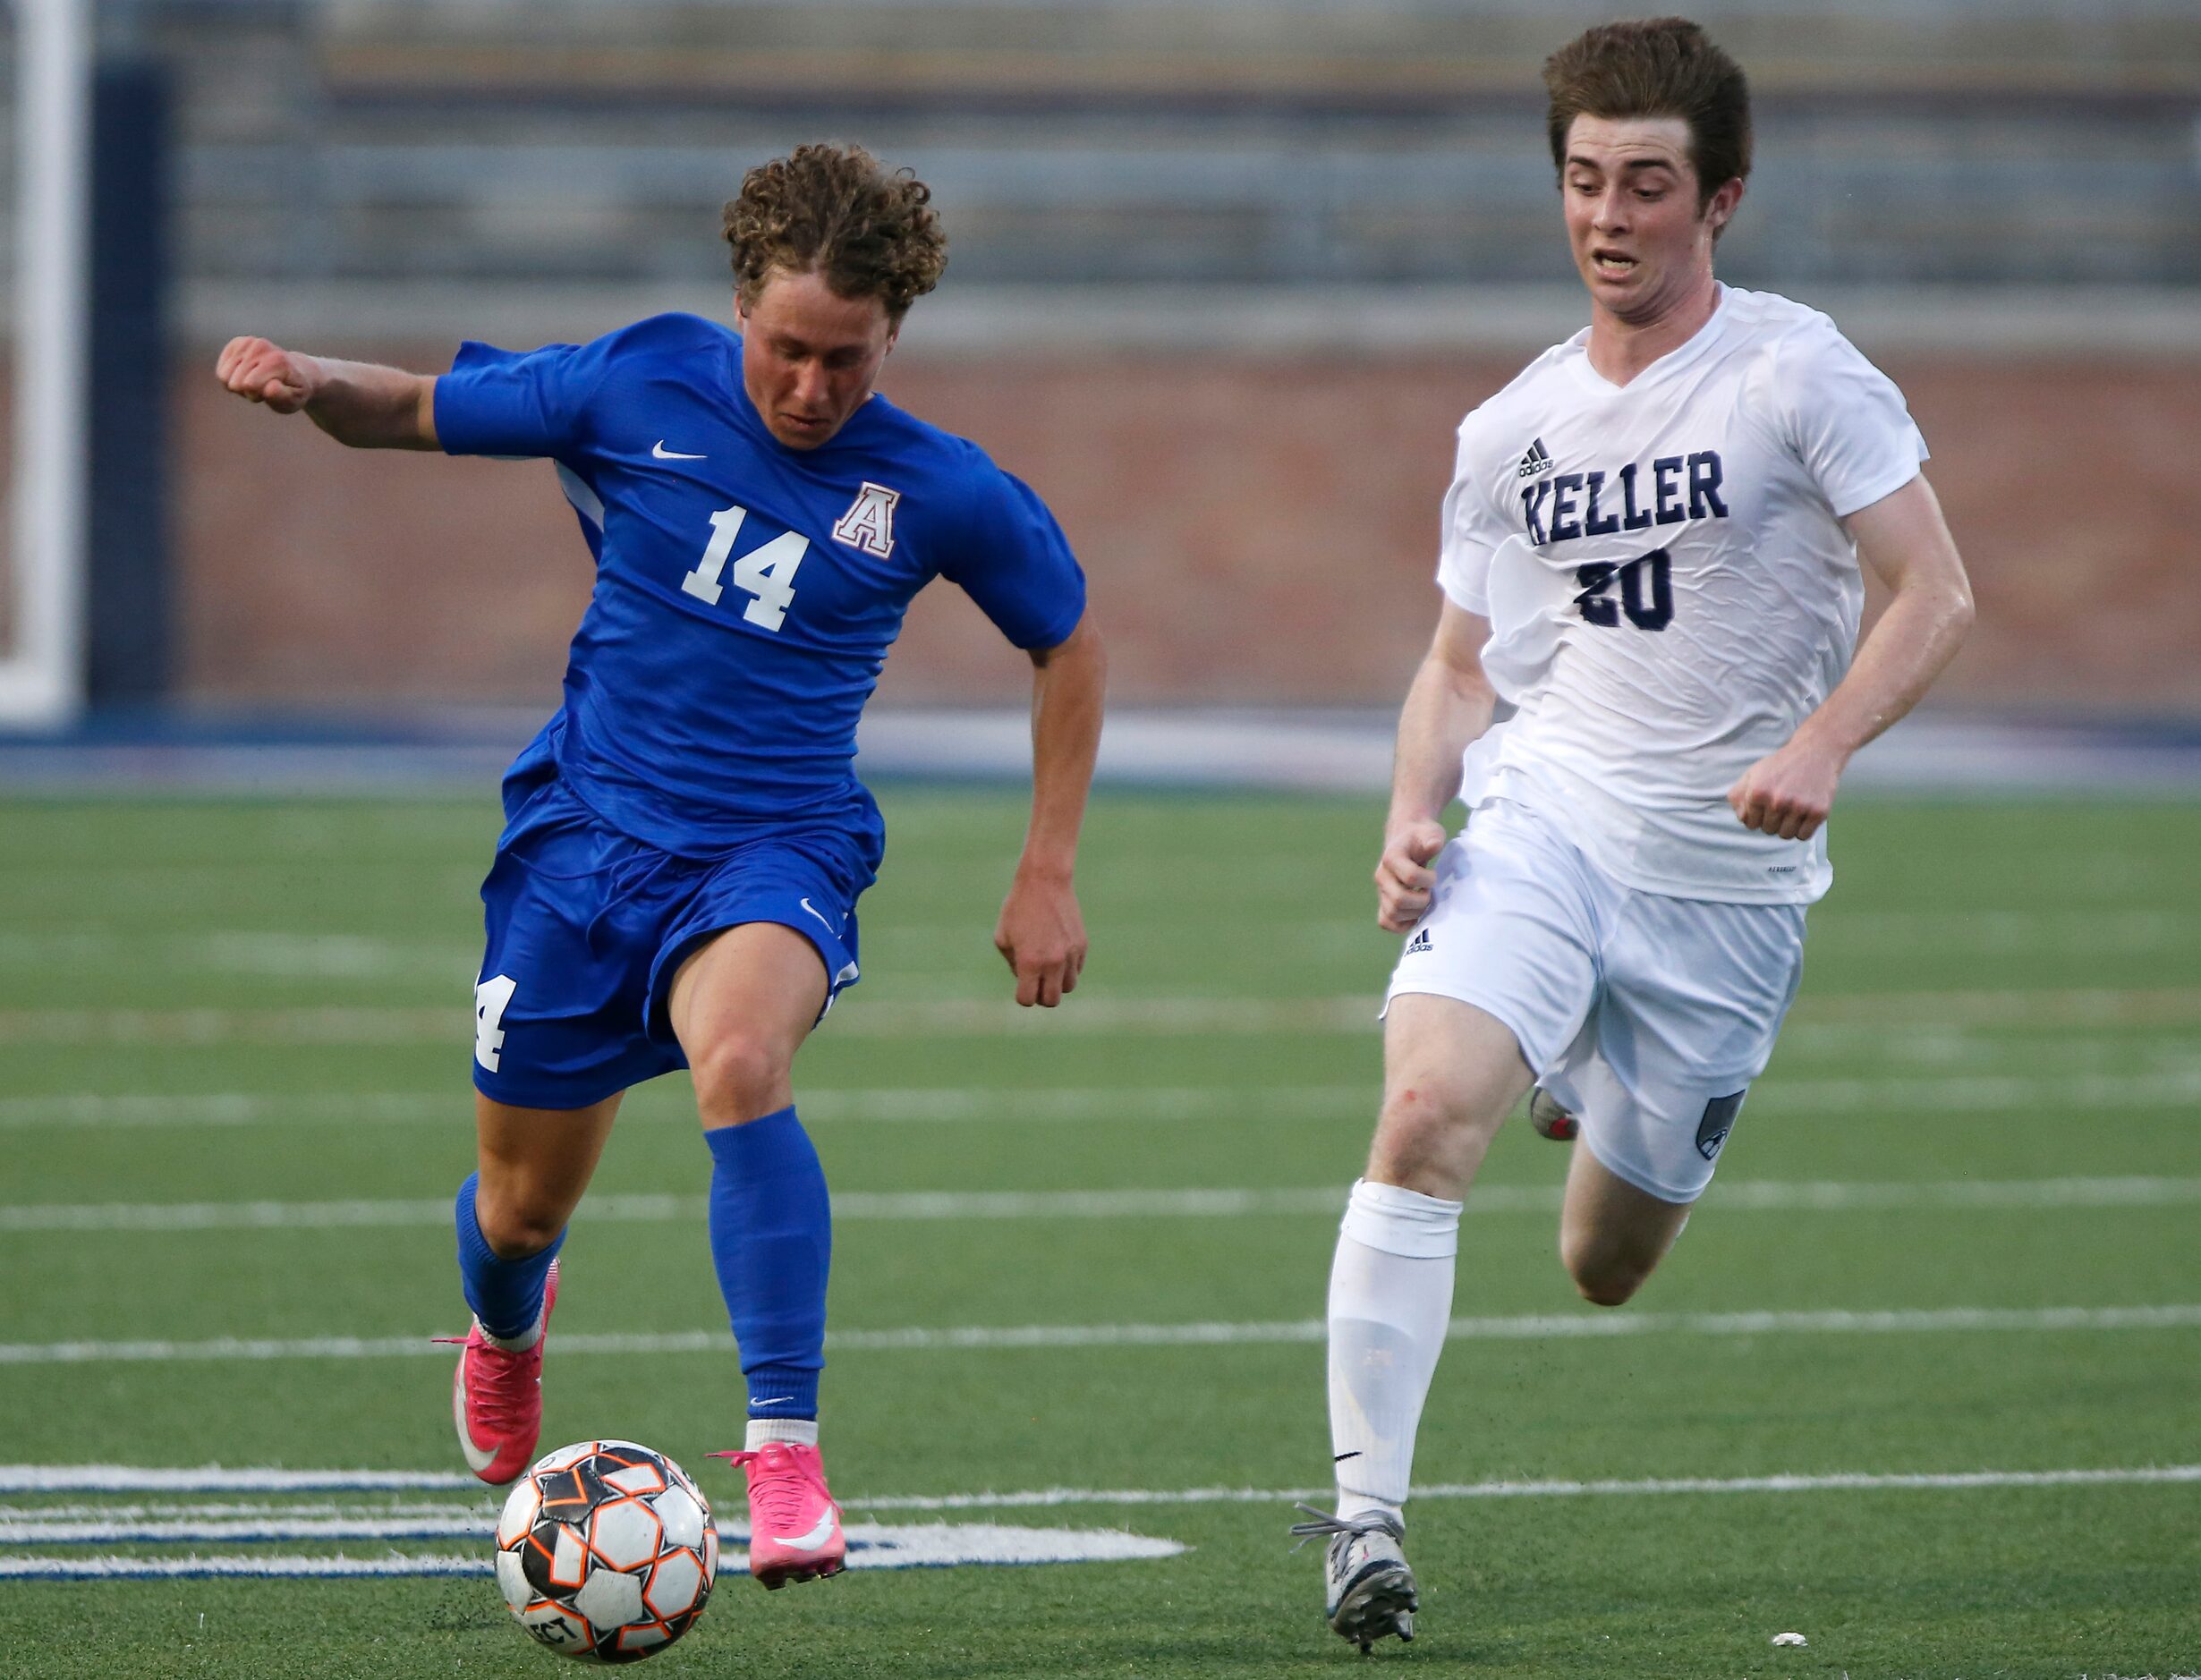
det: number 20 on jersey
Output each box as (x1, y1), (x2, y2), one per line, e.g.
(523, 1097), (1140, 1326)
(1575, 547), (1673, 631)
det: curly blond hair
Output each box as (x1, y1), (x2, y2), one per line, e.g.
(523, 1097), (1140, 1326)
(722, 143), (948, 321)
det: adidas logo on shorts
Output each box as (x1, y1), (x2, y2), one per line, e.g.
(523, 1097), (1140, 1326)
(1405, 927), (1432, 955)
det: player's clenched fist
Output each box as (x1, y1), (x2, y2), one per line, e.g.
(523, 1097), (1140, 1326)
(1728, 734), (1844, 842)
(216, 336), (319, 413)
(1375, 816), (1448, 934)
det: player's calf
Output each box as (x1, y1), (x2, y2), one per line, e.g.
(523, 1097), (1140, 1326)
(1558, 1149), (1693, 1307)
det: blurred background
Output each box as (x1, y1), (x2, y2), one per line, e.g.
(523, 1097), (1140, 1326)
(1, 0), (2198, 782)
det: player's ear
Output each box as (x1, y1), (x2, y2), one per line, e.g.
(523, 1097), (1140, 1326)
(1704, 176), (1745, 235)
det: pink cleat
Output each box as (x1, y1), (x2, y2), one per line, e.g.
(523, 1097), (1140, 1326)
(436, 1259), (558, 1486)
(717, 1443), (846, 1589)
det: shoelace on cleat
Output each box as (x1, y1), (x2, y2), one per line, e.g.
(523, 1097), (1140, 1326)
(1287, 1504), (1402, 1551)
(432, 1331), (538, 1435)
(713, 1448), (837, 1540)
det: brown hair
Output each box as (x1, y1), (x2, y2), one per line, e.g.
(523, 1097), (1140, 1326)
(1542, 18), (1752, 209)
(722, 143), (948, 321)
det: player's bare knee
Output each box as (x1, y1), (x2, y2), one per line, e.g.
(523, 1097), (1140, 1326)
(1380, 1075), (1486, 1138)
(689, 1031), (792, 1126)
(475, 1191), (565, 1260)
(1371, 1079), (1488, 1186)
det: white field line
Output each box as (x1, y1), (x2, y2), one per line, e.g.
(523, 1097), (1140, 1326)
(4, 1302), (2198, 1366)
(0, 1500), (495, 1520)
(9, 1175), (2201, 1235)
(0, 1515), (1182, 1568)
(0, 1463), (2194, 1508)
(0, 1466), (480, 1492)
(6, 907), (2171, 977)
(0, 1092), (455, 1130)
(2, 988), (2199, 1043)
(4, 1514), (503, 1543)
(0, 1512), (1047, 1547)
(5, 1067), (2201, 1133)
(1810, 911), (2201, 954)
(849, 1464), (2201, 1512)
(0, 930), (475, 983)
(0, 1552), (492, 1580)
(0, 1086), (1377, 1132)
(0, 1524), (1185, 1578)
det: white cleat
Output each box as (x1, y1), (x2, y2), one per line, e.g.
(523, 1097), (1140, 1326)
(1291, 1506), (1419, 1652)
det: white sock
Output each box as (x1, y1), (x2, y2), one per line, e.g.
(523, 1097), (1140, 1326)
(744, 1416), (820, 1450)
(1327, 1177), (1461, 1524)
(474, 1301), (546, 1354)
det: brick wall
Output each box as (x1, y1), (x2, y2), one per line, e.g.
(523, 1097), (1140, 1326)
(177, 347), (2201, 716)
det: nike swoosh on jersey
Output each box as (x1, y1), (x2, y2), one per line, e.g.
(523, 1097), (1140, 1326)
(651, 440), (707, 460)
(773, 1511), (840, 1552)
(798, 897), (839, 934)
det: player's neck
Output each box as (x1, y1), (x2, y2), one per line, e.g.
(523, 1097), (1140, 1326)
(1584, 271), (1721, 388)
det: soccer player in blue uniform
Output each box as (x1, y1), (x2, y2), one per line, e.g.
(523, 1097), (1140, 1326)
(216, 144), (1106, 1589)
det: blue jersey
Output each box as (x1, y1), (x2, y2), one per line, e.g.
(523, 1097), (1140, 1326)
(433, 312), (1086, 853)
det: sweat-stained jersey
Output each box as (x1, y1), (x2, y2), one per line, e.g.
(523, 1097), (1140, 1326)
(1436, 286), (1927, 904)
(434, 312), (1087, 854)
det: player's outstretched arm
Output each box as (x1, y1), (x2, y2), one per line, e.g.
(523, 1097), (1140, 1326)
(1729, 473), (1975, 841)
(993, 615), (1106, 1008)
(1377, 600), (1497, 933)
(215, 336), (440, 450)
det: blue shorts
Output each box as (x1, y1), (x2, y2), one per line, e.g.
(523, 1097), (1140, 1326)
(471, 772), (882, 1110)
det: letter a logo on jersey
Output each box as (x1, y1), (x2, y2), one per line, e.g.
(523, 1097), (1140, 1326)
(833, 481), (901, 558)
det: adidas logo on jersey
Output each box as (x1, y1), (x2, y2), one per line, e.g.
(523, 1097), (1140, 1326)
(1405, 927), (1432, 955)
(1516, 437), (1554, 479)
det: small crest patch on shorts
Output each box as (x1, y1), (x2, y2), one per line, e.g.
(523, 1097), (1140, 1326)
(1695, 1090), (1746, 1160)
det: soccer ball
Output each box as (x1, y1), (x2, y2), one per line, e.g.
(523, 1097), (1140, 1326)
(493, 1440), (718, 1663)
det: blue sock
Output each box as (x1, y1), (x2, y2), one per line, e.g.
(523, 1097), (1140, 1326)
(455, 1173), (564, 1343)
(703, 1107), (829, 1421)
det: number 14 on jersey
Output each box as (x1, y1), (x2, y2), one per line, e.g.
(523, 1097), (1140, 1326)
(679, 504), (808, 631)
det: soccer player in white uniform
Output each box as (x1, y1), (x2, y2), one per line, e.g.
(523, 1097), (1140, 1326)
(1296, 19), (1976, 1650)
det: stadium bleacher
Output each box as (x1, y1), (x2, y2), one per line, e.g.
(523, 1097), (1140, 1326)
(108, 0), (2201, 295)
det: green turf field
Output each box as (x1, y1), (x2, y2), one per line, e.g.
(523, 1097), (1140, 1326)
(1, 789), (2197, 1678)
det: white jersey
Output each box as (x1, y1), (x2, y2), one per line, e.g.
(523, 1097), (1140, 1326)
(1437, 285), (1927, 904)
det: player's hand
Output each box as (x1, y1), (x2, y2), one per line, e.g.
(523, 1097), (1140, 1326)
(1375, 816), (1448, 934)
(216, 336), (319, 414)
(1728, 734), (1846, 841)
(993, 866), (1087, 1008)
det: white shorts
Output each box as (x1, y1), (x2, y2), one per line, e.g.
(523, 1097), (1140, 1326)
(1386, 797), (1806, 1203)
